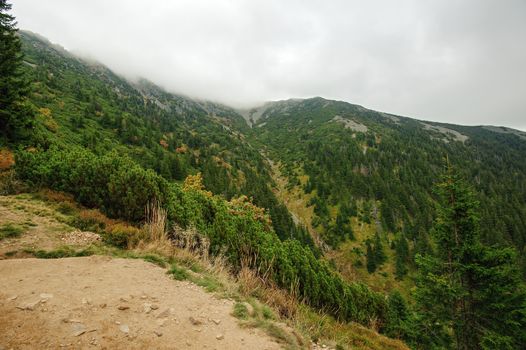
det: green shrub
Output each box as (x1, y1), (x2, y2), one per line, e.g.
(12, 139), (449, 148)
(15, 147), (393, 331)
(261, 305), (275, 320)
(103, 223), (143, 248)
(169, 264), (189, 281)
(56, 202), (76, 215)
(0, 224), (24, 240)
(70, 209), (107, 231)
(233, 302), (249, 319)
(141, 254), (167, 267)
(28, 247), (94, 258)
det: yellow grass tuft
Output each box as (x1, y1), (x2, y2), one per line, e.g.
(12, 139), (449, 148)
(144, 200), (168, 244)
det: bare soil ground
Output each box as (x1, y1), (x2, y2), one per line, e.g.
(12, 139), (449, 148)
(0, 195), (282, 349)
(0, 256), (281, 350)
(0, 194), (81, 256)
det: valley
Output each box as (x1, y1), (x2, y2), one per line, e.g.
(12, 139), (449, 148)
(1, 11), (525, 349)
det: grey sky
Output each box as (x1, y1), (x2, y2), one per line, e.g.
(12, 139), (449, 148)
(12, 0), (526, 130)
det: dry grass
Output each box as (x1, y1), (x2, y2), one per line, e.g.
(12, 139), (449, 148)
(237, 258), (299, 319)
(2, 188), (409, 349)
(37, 189), (76, 204)
(76, 208), (116, 228)
(0, 170), (27, 195)
(292, 306), (410, 350)
(144, 200), (168, 244)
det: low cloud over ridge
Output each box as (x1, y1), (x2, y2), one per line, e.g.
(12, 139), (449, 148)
(13, 0), (526, 130)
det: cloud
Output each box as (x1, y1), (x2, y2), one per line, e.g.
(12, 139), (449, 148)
(12, 0), (526, 130)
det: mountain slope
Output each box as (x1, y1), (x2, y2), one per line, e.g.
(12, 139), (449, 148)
(247, 97), (526, 282)
(18, 30), (314, 249)
(19, 29), (526, 281)
(7, 28), (526, 348)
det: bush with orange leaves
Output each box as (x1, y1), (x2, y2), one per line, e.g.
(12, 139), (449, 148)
(183, 173), (213, 197)
(228, 195), (272, 232)
(0, 149), (15, 170)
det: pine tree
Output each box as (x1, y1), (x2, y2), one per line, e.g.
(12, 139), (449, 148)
(394, 232), (409, 280)
(414, 161), (526, 349)
(373, 231), (387, 266)
(0, 0), (34, 141)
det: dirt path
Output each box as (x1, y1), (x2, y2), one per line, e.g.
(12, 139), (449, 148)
(0, 256), (282, 350)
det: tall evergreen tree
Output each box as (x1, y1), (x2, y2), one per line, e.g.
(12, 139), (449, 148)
(374, 231), (387, 266)
(394, 232), (409, 280)
(0, 0), (34, 141)
(366, 240), (377, 273)
(414, 161), (526, 349)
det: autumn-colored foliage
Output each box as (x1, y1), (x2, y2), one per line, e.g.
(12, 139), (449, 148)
(0, 149), (15, 170)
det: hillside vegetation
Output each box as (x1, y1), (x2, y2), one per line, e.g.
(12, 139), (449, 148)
(1, 6), (525, 348)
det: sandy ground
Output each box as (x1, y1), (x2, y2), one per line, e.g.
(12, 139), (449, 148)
(0, 194), (84, 256)
(0, 256), (282, 350)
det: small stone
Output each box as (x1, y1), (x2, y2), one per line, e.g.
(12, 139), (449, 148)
(189, 316), (202, 325)
(71, 323), (86, 337)
(156, 308), (169, 318)
(65, 319), (83, 324)
(211, 319), (221, 325)
(40, 293), (53, 299)
(156, 319), (166, 327)
(119, 324), (129, 334)
(143, 303), (152, 314)
(117, 305), (129, 311)
(154, 330), (163, 337)
(150, 304), (159, 310)
(16, 300), (40, 311)
(216, 334), (224, 340)
(115, 321), (121, 325)
(8, 295), (18, 301)
(99, 303), (107, 308)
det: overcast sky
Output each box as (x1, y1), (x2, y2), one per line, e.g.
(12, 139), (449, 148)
(12, 0), (526, 130)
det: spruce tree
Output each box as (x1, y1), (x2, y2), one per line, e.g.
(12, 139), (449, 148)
(414, 162), (526, 349)
(394, 232), (409, 280)
(0, 0), (34, 141)
(373, 232), (387, 266)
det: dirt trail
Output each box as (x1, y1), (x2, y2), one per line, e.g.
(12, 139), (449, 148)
(0, 256), (282, 350)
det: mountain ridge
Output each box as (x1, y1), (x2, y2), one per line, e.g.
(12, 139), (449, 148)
(21, 29), (526, 135)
